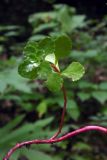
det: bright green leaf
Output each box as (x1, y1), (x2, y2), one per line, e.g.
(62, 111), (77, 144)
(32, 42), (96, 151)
(45, 73), (63, 92)
(45, 53), (55, 64)
(62, 62), (85, 81)
(37, 100), (48, 116)
(54, 35), (71, 58)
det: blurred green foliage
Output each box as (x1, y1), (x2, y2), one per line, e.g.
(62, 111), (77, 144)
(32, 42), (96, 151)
(0, 4), (107, 160)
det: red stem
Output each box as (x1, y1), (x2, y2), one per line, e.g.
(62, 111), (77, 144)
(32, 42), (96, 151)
(50, 85), (67, 139)
(3, 125), (107, 160)
(50, 64), (67, 139)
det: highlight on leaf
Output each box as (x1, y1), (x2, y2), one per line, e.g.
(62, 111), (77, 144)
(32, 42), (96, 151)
(18, 59), (39, 79)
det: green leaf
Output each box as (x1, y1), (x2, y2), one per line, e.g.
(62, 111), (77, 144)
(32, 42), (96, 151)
(99, 82), (107, 90)
(0, 68), (32, 93)
(23, 41), (38, 56)
(33, 22), (57, 34)
(38, 61), (52, 79)
(37, 100), (48, 116)
(72, 155), (91, 160)
(18, 59), (39, 79)
(0, 79), (6, 93)
(62, 62), (85, 81)
(73, 142), (91, 151)
(45, 53), (56, 64)
(38, 37), (55, 55)
(69, 15), (86, 31)
(22, 149), (54, 160)
(92, 91), (107, 104)
(67, 100), (80, 120)
(54, 35), (71, 58)
(23, 41), (44, 62)
(78, 92), (91, 101)
(45, 73), (63, 92)
(78, 81), (98, 90)
(29, 34), (45, 41)
(57, 5), (72, 33)
(0, 115), (24, 137)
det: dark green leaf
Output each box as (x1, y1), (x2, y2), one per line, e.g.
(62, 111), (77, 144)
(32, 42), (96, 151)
(23, 41), (44, 62)
(23, 41), (38, 56)
(67, 100), (80, 120)
(78, 81), (98, 90)
(38, 37), (55, 55)
(73, 142), (91, 151)
(62, 62), (85, 81)
(92, 91), (107, 104)
(78, 92), (91, 101)
(18, 59), (39, 79)
(0, 115), (24, 137)
(54, 35), (71, 58)
(38, 61), (52, 79)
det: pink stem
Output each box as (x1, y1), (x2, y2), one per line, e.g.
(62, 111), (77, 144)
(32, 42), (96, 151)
(50, 85), (67, 139)
(50, 64), (67, 139)
(3, 125), (107, 160)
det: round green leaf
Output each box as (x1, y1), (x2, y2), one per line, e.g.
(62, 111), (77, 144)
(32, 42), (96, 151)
(54, 35), (71, 59)
(62, 62), (85, 81)
(45, 73), (63, 92)
(38, 37), (55, 55)
(18, 59), (39, 79)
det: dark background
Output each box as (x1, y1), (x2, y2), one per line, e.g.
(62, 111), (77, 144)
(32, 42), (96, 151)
(0, 0), (107, 24)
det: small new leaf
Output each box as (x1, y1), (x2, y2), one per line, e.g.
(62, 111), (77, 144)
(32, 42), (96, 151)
(45, 73), (63, 92)
(54, 35), (71, 59)
(62, 62), (85, 81)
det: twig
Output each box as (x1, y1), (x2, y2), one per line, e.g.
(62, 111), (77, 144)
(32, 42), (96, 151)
(50, 85), (67, 139)
(3, 125), (107, 160)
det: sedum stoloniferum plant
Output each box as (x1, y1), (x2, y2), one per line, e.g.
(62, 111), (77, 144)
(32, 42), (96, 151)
(3, 34), (107, 160)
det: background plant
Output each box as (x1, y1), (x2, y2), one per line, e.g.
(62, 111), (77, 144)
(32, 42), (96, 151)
(1, 3), (107, 160)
